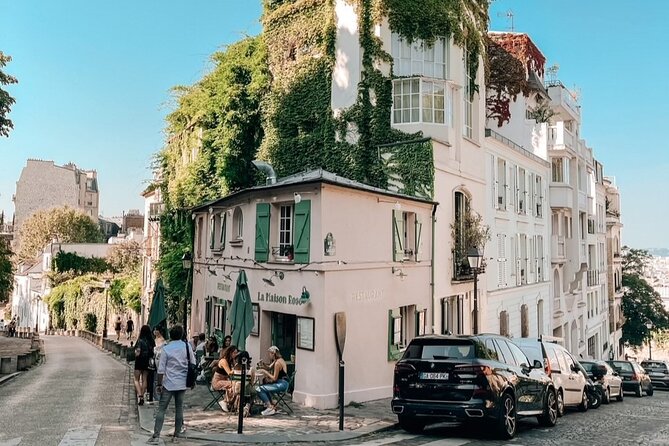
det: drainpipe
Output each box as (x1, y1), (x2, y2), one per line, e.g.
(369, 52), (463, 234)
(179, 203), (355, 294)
(251, 160), (277, 185)
(430, 202), (439, 334)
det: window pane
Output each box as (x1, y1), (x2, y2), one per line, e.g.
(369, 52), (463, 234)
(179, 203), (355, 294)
(422, 108), (433, 123)
(412, 61), (423, 75)
(394, 110), (402, 123)
(411, 109), (419, 122)
(411, 92), (419, 108)
(423, 93), (433, 109)
(424, 63), (434, 78)
(411, 79), (420, 93)
(434, 94), (444, 110)
(435, 110), (444, 123)
(400, 60), (410, 75)
(403, 109), (410, 122)
(425, 45), (434, 62)
(435, 39), (444, 63)
(391, 35), (399, 58)
(393, 94), (401, 109)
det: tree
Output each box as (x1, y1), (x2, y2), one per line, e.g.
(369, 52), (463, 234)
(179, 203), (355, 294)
(621, 247), (669, 347)
(17, 206), (104, 263)
(0, 240), (14, 303)
(0, 51), (18, 137)
(107, 241), (142, 274)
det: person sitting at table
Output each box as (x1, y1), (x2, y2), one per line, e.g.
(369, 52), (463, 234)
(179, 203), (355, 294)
(230, 350), (256, 416)
(211, 345), (239, 412)
(196, 336), (220, 383)
(255, 346), (289, 416)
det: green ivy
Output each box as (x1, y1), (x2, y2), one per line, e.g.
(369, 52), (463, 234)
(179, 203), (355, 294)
(52, 251), (110, 276)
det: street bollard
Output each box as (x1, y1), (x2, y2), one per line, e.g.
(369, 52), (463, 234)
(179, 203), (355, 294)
(0, 357), (16, 374)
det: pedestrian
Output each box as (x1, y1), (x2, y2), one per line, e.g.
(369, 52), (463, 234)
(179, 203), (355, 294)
(134, 325), (155, 406)
(147, 324), (196, 444)
(114, 317), (122, 341)
(126, 317), (134, 340)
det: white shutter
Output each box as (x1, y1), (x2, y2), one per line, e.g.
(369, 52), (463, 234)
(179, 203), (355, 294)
(497, 233), (506, 287)
(529, 173), (535, 218)
(515, 235), (522, 286)
(515, 166), (520, 212)
(492, 155), (498, 209)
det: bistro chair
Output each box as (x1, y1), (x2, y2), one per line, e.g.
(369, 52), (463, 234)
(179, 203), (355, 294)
(274, 370), (296, 415)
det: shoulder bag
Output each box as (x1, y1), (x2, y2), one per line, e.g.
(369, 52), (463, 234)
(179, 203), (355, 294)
(185, 341), (197, 388)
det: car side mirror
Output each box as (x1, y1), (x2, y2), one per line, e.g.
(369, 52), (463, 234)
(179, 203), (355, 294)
(613, 372), (619, 376)
(533, 359), (543, 370)
(571, 364), (580, 372)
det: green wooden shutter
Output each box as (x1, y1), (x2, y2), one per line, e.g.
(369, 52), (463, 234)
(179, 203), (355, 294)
(255, 203), (270, 262)
(220, 213), (227, 250)
(293, 200), (311, 264)
(414, 215), (422, 262)
(209, 215), (215, 250)
(392, 210), (404, 262)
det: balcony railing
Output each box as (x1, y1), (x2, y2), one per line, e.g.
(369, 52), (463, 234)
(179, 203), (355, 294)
(148, 202), (164, 221)
(587, 270), (600, 287)
(587, 219), (595, 235)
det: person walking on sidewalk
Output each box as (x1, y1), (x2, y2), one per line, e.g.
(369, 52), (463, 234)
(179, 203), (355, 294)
(135, 325), (155, 406)
(126, 317), (135, 340)
(148, 324), (196, 444)
(114, 317), (122, 341)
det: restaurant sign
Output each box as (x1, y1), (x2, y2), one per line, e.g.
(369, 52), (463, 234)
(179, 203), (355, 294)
(257, 291), (308, 306)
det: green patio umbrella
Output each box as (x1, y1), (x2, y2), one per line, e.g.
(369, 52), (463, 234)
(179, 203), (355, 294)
(228, 270), (254, 351)
(147, 278), (167, 330)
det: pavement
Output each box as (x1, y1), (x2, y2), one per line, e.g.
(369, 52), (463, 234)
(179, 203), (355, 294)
(136, 383), (396, 444)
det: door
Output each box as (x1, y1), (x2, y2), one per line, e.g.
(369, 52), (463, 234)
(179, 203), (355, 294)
(562, 352), (583, 405)
(271, 312), (296, 361)
(494, 339), (534, 412)
(506, 340), (542, 409)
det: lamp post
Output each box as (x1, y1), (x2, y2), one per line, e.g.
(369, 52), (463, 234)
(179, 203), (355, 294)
(467, 247), (485, 335)
(181, 252), (192, 339)
(35, 295), (41, 334)
(103, 278), (111, 338)
(646, 321), (653, 360)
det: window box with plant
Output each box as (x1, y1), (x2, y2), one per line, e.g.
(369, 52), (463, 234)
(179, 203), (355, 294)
(255, 200), (311, 264)
(451, 192), (490, 281)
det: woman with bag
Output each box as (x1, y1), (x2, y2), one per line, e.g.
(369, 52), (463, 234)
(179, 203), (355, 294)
(134, 324), (155, 405)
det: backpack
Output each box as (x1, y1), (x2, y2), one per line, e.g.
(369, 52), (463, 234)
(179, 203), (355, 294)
(136, 338), (151, 361)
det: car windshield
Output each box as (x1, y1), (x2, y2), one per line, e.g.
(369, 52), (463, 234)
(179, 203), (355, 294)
(515, 343), (543, 365)
(403, 340), (475, 360)
(609, 361), (633, 372)
(642, 362), (667, 371)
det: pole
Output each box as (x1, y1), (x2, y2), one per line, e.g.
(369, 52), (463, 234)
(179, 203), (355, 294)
(473, 269), (479, 335)
(103, 289), (109, 338)
(237, 360), (247, 434)
(183, 266), (192, 340)
(649, 332), (652, 360)
(338, 360), (345, 431)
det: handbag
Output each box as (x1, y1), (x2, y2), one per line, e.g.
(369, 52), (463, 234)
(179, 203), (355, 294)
(148, 357), (156, 370)
(185, 341), (197, 388)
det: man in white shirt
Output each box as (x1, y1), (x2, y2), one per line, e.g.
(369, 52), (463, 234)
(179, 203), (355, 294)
(148, 325), (196, 444)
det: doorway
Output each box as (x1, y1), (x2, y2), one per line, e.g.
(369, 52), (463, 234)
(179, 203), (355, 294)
(271, 312), (296, 361)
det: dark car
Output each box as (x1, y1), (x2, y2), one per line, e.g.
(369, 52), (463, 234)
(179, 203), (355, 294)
(607, 360), (653, 397)
(391, 334), (558, 439)
(640, 360), (669, 389)
(580, 360), (623, 403)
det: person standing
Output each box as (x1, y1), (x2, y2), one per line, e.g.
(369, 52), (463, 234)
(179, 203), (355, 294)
(134, 325), (155, 406)
(148, 325), (195, 444)
(114, 317), (122, 341)
(126, 317), (134, 340)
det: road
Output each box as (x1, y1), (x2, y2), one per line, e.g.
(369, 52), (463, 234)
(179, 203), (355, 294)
(0, 335), (137, 445)
(257, 390), (669, 446)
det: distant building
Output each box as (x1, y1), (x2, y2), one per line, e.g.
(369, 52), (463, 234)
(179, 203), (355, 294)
(122, 209), (144, 233)
(99, 216), (120, 241)
(13, 159), (100, 231)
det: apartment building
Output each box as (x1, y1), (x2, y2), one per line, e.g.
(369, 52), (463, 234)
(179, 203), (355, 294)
(605, 176), (624, 358)
(483, 33), (551, 338)
(13, 159), (99, 230)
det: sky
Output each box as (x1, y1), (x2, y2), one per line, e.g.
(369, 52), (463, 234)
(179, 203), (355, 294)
(1, 1), (667, 248)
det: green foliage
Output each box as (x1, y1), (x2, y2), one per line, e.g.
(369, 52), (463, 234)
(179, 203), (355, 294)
(107, 241), (142, 274)
(84, 312), (97, 332)
(0, 241), (14, 303)
(157, 211), (193, 325)
(52, 251), (110, 275)
(621, 247), (669, 347)
(450, 208), (491, 278)
(17, 206), (104, 263)
(0, 51), (18, 137)
(44, 275), (104, 330)
(109, 275), (142, 313)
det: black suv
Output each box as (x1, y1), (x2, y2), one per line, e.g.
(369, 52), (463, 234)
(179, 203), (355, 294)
(391, 334), (558, 439)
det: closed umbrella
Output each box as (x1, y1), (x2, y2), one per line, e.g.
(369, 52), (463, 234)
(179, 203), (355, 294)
(228, 270), (254, 351)
(147, 278), (167, 330)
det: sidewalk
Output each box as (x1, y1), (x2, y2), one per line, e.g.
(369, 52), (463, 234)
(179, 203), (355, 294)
(136, 383), (396, 444)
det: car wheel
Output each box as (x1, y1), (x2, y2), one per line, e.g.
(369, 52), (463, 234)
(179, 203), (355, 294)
(616, 387), (624, 402)
(578, 390), (589, 412)
(538, 388), (558, 427)
(603, 387), (610, 404)
(635, 383), (643, 397)
(496, 392), (517, 440)
(646, 384), (654, 397)
(557, 390), (565, 417)
(398, 415), (425, 434)
(590, 387), (602, 409)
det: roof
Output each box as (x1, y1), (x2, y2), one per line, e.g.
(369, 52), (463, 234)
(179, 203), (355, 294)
(192, 168), (436, 212)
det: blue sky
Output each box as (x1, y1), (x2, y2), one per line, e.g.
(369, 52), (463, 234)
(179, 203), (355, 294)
(1, 1), (667, 248)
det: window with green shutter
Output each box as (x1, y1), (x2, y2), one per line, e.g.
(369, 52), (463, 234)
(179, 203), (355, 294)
(388, 309), (402, 361)
(293, 200), (311, 264)
(219, 212), (227, 250)
(255, 203), (270, 262)
(392, 210), (404, 262)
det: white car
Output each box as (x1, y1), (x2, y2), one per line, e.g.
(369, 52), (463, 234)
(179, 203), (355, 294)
(580, 360), (624, 403)
(514, 338), (588, 416)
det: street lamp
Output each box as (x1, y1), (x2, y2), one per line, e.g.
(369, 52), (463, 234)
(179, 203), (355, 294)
(181, 252), (192, 339)
(35, 295), (41, 334)
(103, 278), (111, 338)
(646, 321), (654, 360)
(467, 247), (485, 335)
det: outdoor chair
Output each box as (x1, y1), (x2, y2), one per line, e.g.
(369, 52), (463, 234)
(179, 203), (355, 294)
(274, 370), (296, 415)
(204, 375), (228, 411)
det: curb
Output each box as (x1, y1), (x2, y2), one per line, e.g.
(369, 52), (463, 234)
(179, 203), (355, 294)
(137, 404), (396, 444)
(0, 372), (20, 386)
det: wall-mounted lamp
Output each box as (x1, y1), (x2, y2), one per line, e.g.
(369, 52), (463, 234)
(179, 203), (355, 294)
(294, 192), (302, 204)
(392, 267), (407, 278)
(207, 266), (218, 276)
(263, 271), (285, 286)
(300, 286), (310, 304)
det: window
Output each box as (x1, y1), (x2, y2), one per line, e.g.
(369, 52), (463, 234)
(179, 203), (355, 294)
(521, 304), (529, 338)
(391, 33), (448, 79)
(497, 233), (507, 288)
(392, 79), (452, 125)
(232, 207), (243, 240)
(493, 338), (514, 364)
(463, 48), (473, 139)
(499, 311), (509, 336)
(441, 295), (464, 334)
(496, 158), (507, 210)
(534, 175), (543, 217)
(388, 305), (416, 360)
(196, 217), (204, 258)
(507, 341), (530, 367)
(210, 212), (226, 252)
(392, 210), (422, 262)
(453, 191), (470, 279)
(415, 310), (426, 336)
(517, 234), (528, 285)
(536, 235), (545, 281)
(254, 200), (311, 264)
(537, 300), (544, 336)
(517, 167), (527, 214)
(551, 157), (570, 183)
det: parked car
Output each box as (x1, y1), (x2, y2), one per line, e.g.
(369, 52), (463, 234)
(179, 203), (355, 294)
(580, 360), (623, 403)
(574, 361), (603, 409)
(640, 360), (669, 390)
(513, 338), (588, 416)
(607, 360), (653, 397)
(391, 334), (558, 439)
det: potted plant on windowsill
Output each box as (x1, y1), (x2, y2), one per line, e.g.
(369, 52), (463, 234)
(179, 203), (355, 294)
(450, 209), (490, 281)
(272, 245), (294, 262)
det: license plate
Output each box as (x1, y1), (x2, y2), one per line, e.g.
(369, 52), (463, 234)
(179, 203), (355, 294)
(420, 372), (449, 380)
